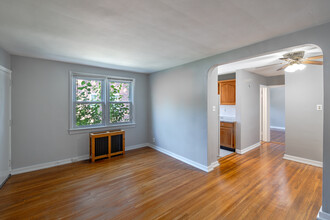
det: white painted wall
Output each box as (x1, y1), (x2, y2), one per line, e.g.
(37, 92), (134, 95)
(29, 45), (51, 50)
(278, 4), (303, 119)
(0, 67), (11, 186)
(11, 56), (150, 170)
(270, 86), (285, 129)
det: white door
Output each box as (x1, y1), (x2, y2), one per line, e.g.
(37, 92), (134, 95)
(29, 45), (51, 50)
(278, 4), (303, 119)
(0, 66), (11, 186)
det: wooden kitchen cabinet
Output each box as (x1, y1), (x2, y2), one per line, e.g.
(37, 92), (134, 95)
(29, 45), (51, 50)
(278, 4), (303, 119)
(218, 79), (236, 105)
(220, 122), (236, 149)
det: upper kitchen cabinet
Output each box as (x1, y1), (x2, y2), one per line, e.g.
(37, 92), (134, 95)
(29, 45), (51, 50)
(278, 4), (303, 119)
(218, 79), (236, 105)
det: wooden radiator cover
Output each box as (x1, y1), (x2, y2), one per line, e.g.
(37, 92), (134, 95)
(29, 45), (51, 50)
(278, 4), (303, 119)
(89, 130), (125, 162)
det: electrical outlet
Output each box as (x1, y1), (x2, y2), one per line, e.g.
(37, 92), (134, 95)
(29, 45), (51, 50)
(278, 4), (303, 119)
(317, 104), (323, 111)
(153, 138), (155, 143)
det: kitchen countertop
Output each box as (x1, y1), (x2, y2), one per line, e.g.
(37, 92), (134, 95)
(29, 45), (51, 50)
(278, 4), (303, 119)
(220, 116), (236, 123)
(220, 119), (236, 123)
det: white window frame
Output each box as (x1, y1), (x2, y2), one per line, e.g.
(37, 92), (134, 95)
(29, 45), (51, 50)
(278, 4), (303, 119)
(69, 71), (135, 134)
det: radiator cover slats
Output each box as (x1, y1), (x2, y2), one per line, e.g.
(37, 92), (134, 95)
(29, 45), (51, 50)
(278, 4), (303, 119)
(95, 137), (109, 157)
(111, 134), (123, 153)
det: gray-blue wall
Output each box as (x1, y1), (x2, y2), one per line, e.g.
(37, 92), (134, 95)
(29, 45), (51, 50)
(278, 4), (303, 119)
(267, 75), (285, 86)
(11, 56), (150, 169)
(149, 63), (208, 166)
(236, 70), (266, 150)
(0, 47), (11, 69)
(270, 87), (285, 129)
(285, 64), (323, 162)
(218, 73), (235, 81)
(0, 46), (11, 187)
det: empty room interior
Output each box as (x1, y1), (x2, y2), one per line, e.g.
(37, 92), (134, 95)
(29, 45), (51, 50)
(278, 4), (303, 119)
(1, 1), (330, 219)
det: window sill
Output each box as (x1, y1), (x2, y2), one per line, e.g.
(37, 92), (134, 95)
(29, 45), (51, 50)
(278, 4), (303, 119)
(68, 123), (136, 135)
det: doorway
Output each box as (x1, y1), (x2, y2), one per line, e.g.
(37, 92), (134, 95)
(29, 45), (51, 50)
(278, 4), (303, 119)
(209, 44), (323, 167)
(218, 73), (236, 158)
(260, 85), (285, 144)
(269, 85), (285, 144)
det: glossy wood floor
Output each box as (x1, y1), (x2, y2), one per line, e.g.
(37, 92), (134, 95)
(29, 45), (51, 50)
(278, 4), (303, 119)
(270, 129), (285, 144)
(0, 143), (321, 219)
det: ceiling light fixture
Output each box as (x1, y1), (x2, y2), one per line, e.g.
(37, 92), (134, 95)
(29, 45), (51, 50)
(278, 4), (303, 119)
(284, 63), (306, 73)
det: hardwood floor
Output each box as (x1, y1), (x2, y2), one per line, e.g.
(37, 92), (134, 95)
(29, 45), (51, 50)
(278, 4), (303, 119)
(0, 143), (322, 219)
(270, 129), (285, 144)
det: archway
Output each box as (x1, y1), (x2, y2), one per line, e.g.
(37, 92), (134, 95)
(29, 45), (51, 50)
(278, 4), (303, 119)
(207, 44), (324, 167)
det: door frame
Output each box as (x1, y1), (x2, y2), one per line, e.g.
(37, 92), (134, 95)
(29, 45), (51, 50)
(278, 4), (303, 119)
(260, 84), (285, 142)
(260, 85), (270, 142)
(0, 65), (12, 174)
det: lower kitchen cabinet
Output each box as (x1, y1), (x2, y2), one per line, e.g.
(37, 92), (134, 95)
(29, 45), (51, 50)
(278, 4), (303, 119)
(220, 122), (236, 149)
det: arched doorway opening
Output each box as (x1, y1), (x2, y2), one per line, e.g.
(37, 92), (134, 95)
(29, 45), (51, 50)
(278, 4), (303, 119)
(207, 44), (324, 167)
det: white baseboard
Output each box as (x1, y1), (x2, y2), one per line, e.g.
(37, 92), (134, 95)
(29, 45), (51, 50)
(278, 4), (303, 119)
(125, 143), (149, 151)
(0, 173), (10, 189)
(11, 143), (216, 175)
(318, 206), (330, 220)
(208, 161), (220, 172)
(270, 126), (285, 130)
(149, 144), (215, 172)
(11, 154), (89, 175)
(236, 142), (261, 154)
(11, 143), (149, 175)
(283, 154), (323, 167)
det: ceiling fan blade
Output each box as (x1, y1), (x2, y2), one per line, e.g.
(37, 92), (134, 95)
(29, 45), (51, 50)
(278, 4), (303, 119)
(277, 64), (289, 71)
(302, 60), (323, 65)
(306, 55), (323, 60)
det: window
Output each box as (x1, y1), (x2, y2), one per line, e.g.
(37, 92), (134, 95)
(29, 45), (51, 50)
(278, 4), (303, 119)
(109, 80), (132, 123)
(70, 72), (135, 132)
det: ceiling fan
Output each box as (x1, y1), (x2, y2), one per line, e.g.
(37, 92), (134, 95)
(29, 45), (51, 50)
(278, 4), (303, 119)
(276, 51), (323, 72)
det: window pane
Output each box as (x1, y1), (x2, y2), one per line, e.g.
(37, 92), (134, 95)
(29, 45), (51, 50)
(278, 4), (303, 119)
(76, 79), (102, 101)
(76, 104), (103, 126)
(109, 103), (130, 123)
(109, 81), (130, 102)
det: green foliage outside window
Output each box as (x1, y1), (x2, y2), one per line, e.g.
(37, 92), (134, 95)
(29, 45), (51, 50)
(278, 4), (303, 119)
(109, 82), (131, 123)
(75, 79), (102, 126)
(75, 79), (131, 127)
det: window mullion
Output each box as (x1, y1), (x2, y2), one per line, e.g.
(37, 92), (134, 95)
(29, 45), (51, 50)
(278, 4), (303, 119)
(129, 102), (133, 123)
(104, 78), (109, 126)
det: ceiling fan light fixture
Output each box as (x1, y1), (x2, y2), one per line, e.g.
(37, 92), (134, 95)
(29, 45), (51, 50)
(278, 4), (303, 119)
(298, 64), (306, 71)
(284, 63), (306, 72)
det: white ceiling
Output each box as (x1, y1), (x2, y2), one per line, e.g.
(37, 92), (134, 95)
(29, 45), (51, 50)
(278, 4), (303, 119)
(0, 0), (330, 73)
(218, 44), (323, 77)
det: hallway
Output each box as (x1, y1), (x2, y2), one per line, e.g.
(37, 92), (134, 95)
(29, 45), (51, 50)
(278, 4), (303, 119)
(270, 129), (285, 144)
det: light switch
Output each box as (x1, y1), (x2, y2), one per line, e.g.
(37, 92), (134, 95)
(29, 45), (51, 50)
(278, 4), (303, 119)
(212, 106), (216, 112)
(317, 104), (323, 111)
